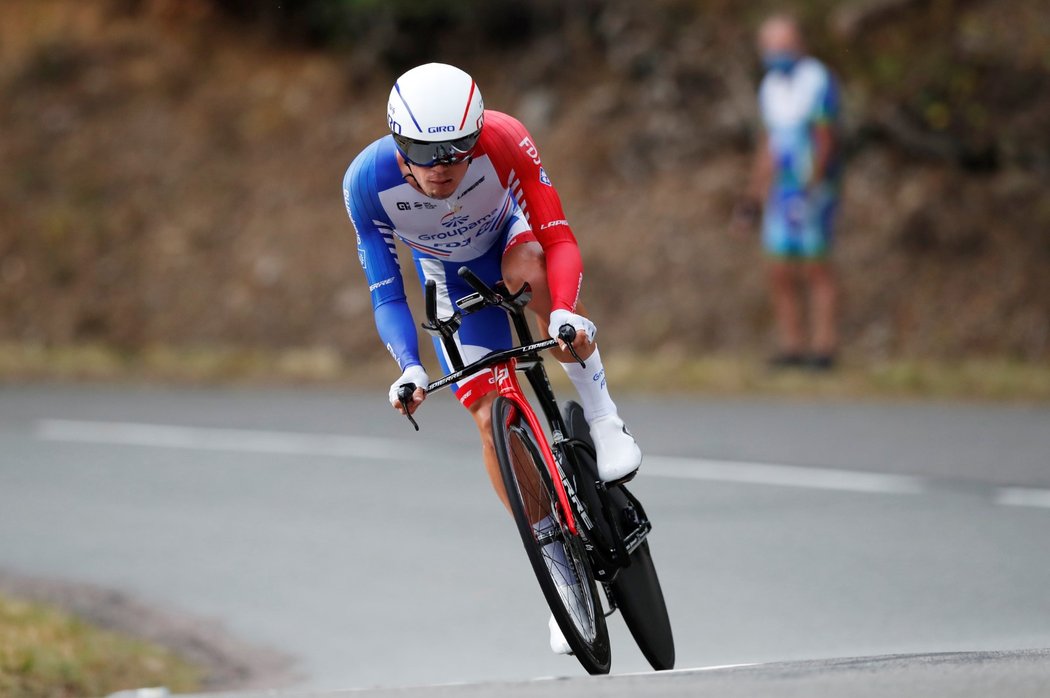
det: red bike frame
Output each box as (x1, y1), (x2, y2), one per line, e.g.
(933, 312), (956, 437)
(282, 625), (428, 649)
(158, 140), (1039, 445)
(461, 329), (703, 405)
(493, 358), (579, 536)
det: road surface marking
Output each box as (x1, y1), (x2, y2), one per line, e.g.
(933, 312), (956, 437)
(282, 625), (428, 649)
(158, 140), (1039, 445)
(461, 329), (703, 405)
(37, 419), (933, 496)
(35, 419), (450, 462)
(645, 455), (927, 494)
(616, 662), (758, 677)
(994, 487), (1050, 509)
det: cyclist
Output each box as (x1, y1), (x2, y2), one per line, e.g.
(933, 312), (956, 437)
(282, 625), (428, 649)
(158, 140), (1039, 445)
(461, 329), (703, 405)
(342, 63), (642, 653)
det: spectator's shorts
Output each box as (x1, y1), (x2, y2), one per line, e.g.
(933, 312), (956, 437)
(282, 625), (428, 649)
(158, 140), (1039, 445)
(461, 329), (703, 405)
(763, 184), (839, 259)
(413, 214), (535, 409)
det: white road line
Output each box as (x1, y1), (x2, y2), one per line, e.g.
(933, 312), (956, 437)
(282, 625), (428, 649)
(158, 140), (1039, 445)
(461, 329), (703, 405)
(35, 419), (934, 497)
(645, 455), (927, 495)
(35, 419), (442, 462)
(616, 662), (758, 678)
(994, 487), (1050, 509)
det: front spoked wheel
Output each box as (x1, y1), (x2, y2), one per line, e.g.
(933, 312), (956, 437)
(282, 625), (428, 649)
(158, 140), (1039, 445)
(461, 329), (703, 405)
(491, 396), (611, 674)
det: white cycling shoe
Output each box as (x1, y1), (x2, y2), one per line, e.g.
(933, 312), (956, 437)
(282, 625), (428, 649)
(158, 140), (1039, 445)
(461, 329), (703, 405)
(589, 414), (642, 483)
(549, 614), (572, 655)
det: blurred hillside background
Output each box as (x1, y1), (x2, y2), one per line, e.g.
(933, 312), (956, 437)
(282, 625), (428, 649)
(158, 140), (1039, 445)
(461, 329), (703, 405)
(1, 0), (1048, 387)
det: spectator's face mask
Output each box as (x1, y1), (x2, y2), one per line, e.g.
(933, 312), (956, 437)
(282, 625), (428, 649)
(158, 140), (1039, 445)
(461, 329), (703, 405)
(763, 51), (800, 74)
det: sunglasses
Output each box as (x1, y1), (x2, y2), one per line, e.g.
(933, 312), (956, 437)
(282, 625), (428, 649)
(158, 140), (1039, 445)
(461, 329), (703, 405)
(392, 130), (481, 167)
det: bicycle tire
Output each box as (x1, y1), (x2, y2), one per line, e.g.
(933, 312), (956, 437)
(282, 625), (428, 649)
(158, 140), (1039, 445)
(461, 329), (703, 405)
(563, 400), (675, 671)
(610, 540), (675, 670)
(491, 396), (611, 674)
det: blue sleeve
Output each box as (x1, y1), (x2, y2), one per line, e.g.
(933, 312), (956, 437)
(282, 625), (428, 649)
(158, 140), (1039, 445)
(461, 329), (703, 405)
(343, 144), (421, 371)
(814, 69), (840, 124)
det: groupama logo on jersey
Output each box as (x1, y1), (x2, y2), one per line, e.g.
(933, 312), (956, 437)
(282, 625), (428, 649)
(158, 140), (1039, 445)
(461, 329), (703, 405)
(440, 211), (470, 229)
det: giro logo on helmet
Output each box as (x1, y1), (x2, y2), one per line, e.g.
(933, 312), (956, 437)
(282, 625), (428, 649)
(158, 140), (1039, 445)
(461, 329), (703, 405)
(428, 125), (455, 134)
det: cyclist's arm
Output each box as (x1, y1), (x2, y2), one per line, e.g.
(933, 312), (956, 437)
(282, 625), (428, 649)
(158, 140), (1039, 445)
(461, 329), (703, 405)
(484, 112), (584, 313)
(343, 170), (421, 372)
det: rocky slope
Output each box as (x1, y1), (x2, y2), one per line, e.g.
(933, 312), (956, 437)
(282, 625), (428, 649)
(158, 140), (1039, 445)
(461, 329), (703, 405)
(1, 0), (1047, 364)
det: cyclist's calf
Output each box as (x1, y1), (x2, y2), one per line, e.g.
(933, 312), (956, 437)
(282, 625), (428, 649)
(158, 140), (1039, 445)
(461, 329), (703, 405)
(468, 391), (512, 512)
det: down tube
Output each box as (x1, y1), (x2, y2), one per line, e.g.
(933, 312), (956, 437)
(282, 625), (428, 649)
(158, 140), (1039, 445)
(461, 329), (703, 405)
(498, 367), (578, 537)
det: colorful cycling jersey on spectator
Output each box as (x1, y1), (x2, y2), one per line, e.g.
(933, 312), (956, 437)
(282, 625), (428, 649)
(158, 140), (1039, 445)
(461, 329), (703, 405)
(343, 110), (582, 374)
(758, 56), (841, 194)
(759, 57), (841, 257)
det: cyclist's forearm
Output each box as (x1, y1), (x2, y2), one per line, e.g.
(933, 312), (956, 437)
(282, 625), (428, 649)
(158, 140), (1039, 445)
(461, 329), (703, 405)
(374, 299), (421, 370)
(541, 239), (584, 313)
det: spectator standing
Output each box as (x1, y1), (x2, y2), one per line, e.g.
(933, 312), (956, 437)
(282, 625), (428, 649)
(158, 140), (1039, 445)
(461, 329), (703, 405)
(737, 15), (842, 369)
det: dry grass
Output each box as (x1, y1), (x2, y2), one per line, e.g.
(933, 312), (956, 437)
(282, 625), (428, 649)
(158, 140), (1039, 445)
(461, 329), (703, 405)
(0, 593), (200, 698)
(2, 341), (1048, 402)
(603, 353), (1050, 402)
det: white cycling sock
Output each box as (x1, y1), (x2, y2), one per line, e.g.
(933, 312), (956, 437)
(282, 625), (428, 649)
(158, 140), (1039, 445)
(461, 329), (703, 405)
(560, 346), (617, 422)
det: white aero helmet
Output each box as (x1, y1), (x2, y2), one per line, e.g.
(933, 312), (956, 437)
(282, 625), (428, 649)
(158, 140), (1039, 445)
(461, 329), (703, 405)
(387, 63), (485, 166)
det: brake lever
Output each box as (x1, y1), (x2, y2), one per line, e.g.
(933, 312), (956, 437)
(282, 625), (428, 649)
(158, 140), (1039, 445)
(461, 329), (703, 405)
(558, 324), (587, 368)
(396, 384), (420, 431)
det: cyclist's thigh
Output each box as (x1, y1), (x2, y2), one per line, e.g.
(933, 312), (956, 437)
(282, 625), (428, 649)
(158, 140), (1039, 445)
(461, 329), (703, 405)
(414, 246), (512, 409)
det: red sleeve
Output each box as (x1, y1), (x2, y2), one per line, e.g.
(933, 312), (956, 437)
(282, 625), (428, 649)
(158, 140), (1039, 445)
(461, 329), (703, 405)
(481, 111), (583, 312)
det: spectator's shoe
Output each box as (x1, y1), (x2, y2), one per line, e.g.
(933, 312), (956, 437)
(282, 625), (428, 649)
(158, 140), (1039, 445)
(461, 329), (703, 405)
(807, 354), (837, 371)
(589, 415), (642, 483)
(767, 352), (807, 369)
(549, 614), (573, 655)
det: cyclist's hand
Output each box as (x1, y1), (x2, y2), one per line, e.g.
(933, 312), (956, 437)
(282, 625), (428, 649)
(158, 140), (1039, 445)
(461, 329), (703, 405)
(548, 309), (596, 350)
(389, 364), (428, 415)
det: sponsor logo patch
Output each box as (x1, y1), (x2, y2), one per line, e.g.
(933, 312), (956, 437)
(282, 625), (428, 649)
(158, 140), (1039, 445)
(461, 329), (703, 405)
(440, 212), (470, 229)
(518, 136), (542, 165)
(457, 176), (485, 199)
(539, 167), (552, 186)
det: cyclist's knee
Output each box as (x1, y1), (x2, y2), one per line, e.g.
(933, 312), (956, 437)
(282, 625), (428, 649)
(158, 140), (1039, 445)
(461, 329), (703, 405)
(469, 392), (496, 439)
(502, 241), (546, 295)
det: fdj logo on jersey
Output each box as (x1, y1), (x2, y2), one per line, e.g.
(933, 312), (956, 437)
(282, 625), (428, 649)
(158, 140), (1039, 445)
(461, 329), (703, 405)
(440, 212), (470, 229)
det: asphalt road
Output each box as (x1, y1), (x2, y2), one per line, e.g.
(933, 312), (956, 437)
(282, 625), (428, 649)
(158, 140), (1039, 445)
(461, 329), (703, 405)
(2, 386), (1049, 692)
(178, 649), (1050, 698)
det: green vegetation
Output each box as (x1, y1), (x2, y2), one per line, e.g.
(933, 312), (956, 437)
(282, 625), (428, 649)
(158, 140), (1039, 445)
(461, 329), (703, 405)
(0, 593), (200, 698)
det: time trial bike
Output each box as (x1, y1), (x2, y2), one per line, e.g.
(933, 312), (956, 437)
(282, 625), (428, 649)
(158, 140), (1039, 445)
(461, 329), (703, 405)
(396, 266), (674, 674)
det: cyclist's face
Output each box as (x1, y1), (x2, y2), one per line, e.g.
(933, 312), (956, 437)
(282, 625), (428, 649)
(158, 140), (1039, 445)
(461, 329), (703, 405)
(408, 159), (470, 200)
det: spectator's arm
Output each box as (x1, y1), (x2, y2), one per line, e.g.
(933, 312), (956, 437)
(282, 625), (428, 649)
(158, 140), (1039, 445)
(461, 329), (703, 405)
(809, 70), (840, 189)
(810, 123), (835, 189)
(747, 132), (774, 202)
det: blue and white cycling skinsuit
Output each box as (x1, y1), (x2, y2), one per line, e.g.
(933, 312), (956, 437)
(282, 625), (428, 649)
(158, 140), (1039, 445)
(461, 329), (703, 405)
(343, 110), (584, 408)
(758, 56), (841, 258)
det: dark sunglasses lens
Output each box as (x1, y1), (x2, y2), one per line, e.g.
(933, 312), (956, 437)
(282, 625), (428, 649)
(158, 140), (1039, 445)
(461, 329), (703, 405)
(450, 131), (480, 153)
(393, 131), (480, 166)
